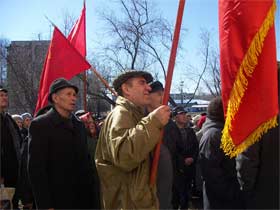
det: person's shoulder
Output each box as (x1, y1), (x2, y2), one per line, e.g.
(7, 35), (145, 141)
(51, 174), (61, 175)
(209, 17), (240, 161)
(30, 110), (53, 128)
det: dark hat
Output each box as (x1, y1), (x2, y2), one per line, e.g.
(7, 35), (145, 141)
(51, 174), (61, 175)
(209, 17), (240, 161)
(149, 81), (164, 93)
(113, 70), (153, 93)
(0, 85), (8, 93)
(173, 106), (187, 116)
(48, 78), (78, 103)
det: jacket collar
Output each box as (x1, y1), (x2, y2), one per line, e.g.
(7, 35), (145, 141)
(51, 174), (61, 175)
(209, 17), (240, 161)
(115, 96), (144, 116)
(47, 107), (73, 126)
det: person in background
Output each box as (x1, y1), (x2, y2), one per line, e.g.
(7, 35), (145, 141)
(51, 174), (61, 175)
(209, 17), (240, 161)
(147, 81), (184, 209)
(186, 114), (193, 128)
(79, 112), (101, 209)
(199, 97), (243, 209)
(95, 70), (170, 209)
(0, 85), (22, 209)
(235, 62), (279, 210)
(12, 114), (23, 129)
(17, 112), (34, 209)
(191, 115), (201, 133)
(20, 113), (32, 139)
(28, 78), (95, 209)
(173, 106), (199, 209)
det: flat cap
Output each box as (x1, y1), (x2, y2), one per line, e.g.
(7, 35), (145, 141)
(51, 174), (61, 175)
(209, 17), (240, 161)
(113, 70), (153, 93)
(48, 78), (78, 103)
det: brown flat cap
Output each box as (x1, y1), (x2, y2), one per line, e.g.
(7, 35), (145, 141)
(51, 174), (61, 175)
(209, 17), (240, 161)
(113, 70), (153, 92)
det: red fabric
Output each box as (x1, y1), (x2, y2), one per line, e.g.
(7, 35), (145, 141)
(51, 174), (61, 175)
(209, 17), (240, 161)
(68, 2), (88, 111)
(34, 27), (91, 114)
(197, 115), (206, 129)
(68, 1), (86, 57)
(219, 0), (278, 146)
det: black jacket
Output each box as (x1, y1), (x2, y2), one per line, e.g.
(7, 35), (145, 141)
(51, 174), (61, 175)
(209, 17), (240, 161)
(28, 108), (95, 209)
(177, 126), (199, 177)
(156, 120), (184, 209)
(236, 122), (279, 209)
(0, 112), (22, 207)
(199, 118), (242, 209)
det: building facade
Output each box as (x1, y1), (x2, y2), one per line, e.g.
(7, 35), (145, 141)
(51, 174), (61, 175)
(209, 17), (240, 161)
(6, 40), (83, 115)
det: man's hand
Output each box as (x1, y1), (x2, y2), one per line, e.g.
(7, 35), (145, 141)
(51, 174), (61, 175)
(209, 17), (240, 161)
(184, 157), (194, 166)
(151, 105), (170, 126)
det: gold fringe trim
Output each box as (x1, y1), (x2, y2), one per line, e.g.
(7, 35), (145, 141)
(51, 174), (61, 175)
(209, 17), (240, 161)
(221, 1), (277, 158)
(222, 116), (278, 158)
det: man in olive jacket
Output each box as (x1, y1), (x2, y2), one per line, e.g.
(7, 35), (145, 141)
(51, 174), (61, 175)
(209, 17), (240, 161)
(95, 70), (170, 209)
(28, 78), (95, 209)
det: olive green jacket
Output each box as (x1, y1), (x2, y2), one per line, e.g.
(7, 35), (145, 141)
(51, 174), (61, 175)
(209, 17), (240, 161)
(95, 96), (164, 209)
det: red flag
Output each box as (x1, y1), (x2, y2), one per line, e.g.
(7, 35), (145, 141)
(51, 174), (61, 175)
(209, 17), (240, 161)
(219, 0), (279, 157)
(34, 26), (91, 114)
(68, 1), (88, 111)
(68, 1), (86, 57)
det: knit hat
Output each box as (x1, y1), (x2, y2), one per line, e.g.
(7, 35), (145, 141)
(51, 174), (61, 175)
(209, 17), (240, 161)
(113, 70), (153, 95)
(21, 112), (32, 120)
(12, 114), (23, 122)
(48, 78), (78, 103)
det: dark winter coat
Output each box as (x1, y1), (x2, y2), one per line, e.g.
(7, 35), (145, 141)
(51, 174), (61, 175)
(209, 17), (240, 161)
(28, 108), (95, 209)
(156, 120), (184, 209)
(199, 117), (243, 209)
(0, 112), (22, 207)
(236, 122), (279, 209)
(177, 126), (199, 178)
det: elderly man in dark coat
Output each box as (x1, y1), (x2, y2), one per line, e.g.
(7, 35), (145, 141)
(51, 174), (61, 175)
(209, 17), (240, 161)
(28, 78), (95, 209)
(0, 85), (22, 208)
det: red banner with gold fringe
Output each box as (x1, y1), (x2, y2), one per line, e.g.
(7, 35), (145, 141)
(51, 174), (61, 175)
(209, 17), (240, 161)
(219, 0), (279, 157)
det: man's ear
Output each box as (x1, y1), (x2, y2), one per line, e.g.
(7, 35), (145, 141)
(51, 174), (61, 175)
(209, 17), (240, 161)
(121, 83), (130, 96)
(52, 93), (59, 103)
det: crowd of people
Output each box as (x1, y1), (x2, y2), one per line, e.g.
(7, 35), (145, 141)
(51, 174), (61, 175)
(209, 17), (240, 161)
(0, 69), (278, 210)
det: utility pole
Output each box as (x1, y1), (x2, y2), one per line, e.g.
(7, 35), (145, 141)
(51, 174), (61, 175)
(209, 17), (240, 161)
(180, 80), (184, 105)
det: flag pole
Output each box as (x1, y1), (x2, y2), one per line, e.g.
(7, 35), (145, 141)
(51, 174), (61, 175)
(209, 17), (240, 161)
(83, 72), (87, 111)
(90, 67), (118, 97)
(83, 0), (87, 111)
(150, 0), (185, 186)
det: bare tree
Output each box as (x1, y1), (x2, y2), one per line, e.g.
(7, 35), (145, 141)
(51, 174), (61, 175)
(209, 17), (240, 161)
(0, 38), (9, 85)
(60, 9), (76, 36)
(99, 0), (175, 79)
(5, 41), (49, 114)
(202, 48), (221, 96)
(182, 29), (221, 106)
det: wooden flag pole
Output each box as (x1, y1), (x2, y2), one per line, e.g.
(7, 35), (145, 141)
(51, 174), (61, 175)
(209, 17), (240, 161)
(150, 0), (185, 186)
(83, 0), (87, 111)
(90, 67), (118, 97)
(83, 71), (87, 111)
